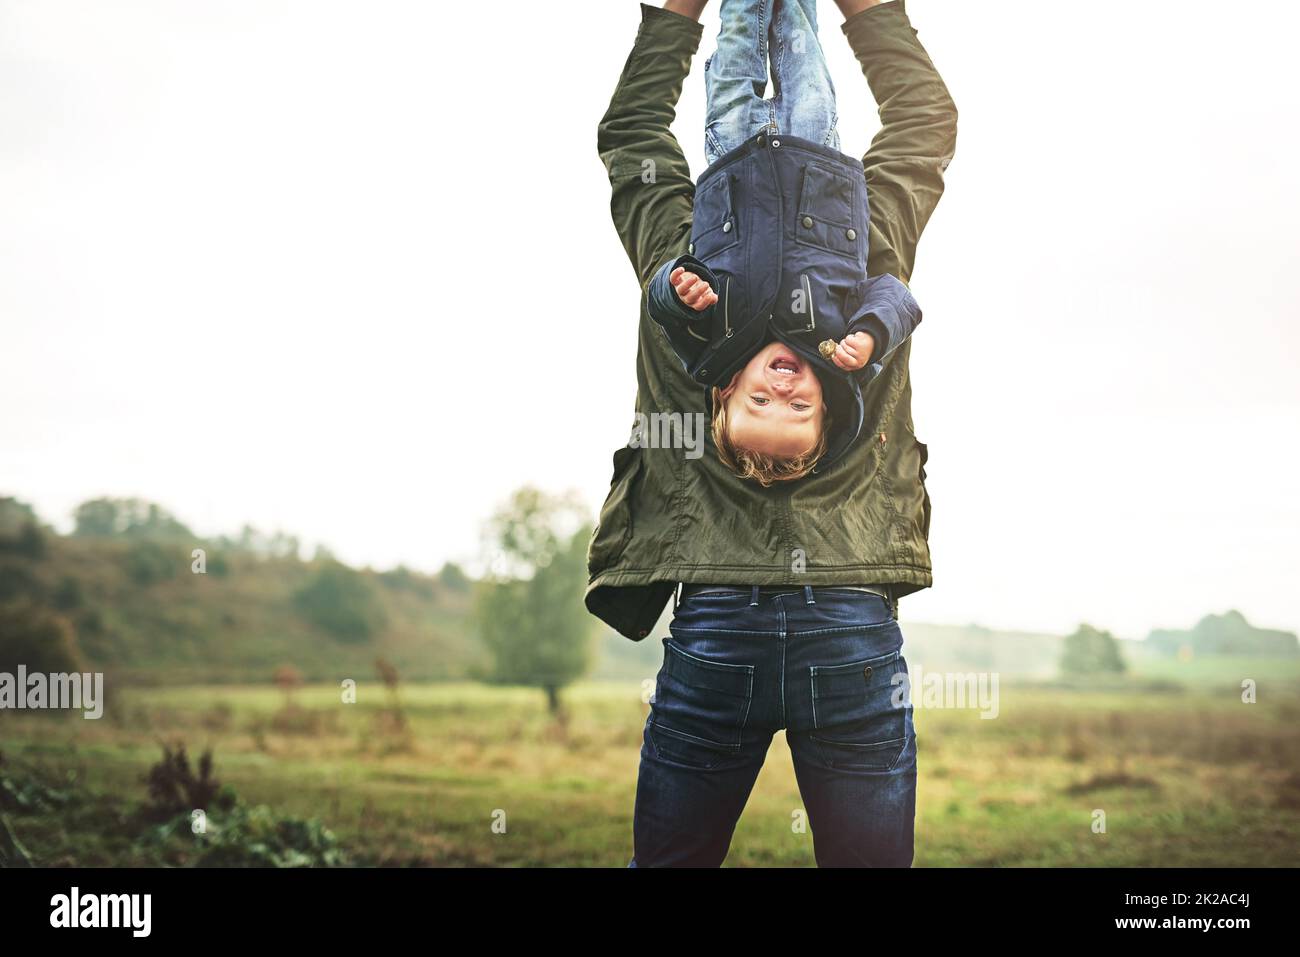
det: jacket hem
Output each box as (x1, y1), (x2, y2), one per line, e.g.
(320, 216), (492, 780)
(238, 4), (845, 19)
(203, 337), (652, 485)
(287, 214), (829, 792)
(586, 564), (932, 641)
(590, 562), (931, 583)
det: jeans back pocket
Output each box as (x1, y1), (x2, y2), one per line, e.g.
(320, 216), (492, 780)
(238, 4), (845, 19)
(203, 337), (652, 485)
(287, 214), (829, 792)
(649, 638), (754, 769)
(809, 648), (909, 771)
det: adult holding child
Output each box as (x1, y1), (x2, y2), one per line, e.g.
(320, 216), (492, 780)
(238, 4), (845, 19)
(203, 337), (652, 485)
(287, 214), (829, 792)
(589, 0), (957, 867)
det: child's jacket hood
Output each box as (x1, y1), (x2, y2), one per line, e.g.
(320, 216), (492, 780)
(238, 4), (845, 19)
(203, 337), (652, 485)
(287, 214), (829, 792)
(646, 130), (922, 470)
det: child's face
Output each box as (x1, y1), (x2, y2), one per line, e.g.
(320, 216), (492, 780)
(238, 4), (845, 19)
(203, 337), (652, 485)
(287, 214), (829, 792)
(720, 342), (826, 458)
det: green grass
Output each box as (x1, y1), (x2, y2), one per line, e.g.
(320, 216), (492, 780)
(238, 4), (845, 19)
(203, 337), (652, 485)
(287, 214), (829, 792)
(3, 674), (1299, 867)
(1122, 647), (1300, 687)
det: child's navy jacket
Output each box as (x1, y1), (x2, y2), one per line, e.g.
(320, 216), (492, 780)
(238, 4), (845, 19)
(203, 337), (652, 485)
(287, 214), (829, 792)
(646, 129), (922, 469)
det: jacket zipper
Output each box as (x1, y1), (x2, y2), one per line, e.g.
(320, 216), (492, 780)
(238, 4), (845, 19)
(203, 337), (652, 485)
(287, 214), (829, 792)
(724, 276), (733, 338)
(800, 274), (816, 332)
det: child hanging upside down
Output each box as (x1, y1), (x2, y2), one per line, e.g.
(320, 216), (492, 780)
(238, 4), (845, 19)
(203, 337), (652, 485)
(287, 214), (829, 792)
(645, 0), (923, 485)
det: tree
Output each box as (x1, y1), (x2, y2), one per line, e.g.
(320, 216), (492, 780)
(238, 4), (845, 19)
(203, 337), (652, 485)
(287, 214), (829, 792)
(73, 499), (119, 538)
(473, 487), (597, 715)
(0, 497), (39, 538)
(292, 561), (386, 642)
(0, 603), (85, 675)
(438, 561), (471, 592)
(1146, 610), (1298, 658)
(125, 541), (178, 586)
(0, 522), (45, 560)
(72, 498), (193, 541)
(1060, 623), (1127, 676)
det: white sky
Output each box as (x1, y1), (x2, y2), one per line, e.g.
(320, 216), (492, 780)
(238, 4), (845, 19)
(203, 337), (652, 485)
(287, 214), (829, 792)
(2, 1), (1298, 639)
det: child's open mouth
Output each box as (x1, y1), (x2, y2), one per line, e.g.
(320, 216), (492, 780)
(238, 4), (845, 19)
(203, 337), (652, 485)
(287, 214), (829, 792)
(770, 354), (801, 375)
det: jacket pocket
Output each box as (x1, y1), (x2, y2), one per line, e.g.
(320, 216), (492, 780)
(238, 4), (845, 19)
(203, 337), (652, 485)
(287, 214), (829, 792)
(809, 647), (909, 771)
(795, 162), (861, 260)
(689, 172), (739, 262)
(587, 445), (642, 571)
(649, 638), (754, 769)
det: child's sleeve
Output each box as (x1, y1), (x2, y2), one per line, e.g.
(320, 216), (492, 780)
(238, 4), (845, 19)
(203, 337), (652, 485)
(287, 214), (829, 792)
(845, 273), (923, 373)
(645, 253), (719, 371)
(597, 5), (705, 288)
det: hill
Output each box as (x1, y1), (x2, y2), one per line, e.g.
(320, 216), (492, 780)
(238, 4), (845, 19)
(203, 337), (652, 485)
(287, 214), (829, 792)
(0, 496), (482, 683)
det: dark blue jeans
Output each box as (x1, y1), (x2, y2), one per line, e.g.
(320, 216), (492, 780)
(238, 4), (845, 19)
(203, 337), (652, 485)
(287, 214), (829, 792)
(630, 585), (916, 867)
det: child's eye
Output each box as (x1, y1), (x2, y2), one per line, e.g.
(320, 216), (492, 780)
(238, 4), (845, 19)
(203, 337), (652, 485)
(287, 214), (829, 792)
(750, 395), (769, 406)
(792, 403), (810, 412)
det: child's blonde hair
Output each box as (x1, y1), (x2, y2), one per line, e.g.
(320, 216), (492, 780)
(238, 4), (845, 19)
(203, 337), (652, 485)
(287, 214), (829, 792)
(709, 385), (831, 487)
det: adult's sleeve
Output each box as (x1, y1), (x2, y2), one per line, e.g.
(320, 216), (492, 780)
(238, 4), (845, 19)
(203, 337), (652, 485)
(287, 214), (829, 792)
(597, 4), (705, 289)
(842, 0), (958, 285)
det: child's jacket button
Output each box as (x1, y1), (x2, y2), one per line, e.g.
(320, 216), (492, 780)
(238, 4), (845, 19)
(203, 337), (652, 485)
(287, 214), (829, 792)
(802, 216), (814, 228)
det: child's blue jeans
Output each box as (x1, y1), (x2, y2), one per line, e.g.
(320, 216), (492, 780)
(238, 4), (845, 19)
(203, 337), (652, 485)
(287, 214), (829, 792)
(629, 586), (917, 867)
(704, 0), (841, 166)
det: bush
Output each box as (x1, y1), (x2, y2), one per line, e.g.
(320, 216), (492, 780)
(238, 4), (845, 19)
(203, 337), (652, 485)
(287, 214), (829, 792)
(378, 565), (434, 596)
(0, 603), (84, 674)
(0, 753), (73, 815)
(144, 803), (349, 867)
(206, 552), (230, 578)
(0, 559), (45, 604)
(52, 576), (84, 611)
(438, 561), (471, 592)
(142, 744), (236, 821)
(1060, 623), (1127, 676)
(292, 561), (386, 642)
(0, 522), (46, 560)
(125, 541), (178, 586)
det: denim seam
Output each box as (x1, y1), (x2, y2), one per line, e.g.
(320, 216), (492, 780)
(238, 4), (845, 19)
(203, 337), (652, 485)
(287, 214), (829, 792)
(779, 636), (787, 727)
(793, 621), (898, 637)
(665, 639), (757, 676)
(809, 734), (908, 772)
(651, 721), (742, 753)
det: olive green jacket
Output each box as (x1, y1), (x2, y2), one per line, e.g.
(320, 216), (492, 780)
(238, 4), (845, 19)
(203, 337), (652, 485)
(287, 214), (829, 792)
(587, 0), (957, 641)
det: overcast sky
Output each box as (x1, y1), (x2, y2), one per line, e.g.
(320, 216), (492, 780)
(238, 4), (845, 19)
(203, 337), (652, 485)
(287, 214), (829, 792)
(2, 0), (1297, 639)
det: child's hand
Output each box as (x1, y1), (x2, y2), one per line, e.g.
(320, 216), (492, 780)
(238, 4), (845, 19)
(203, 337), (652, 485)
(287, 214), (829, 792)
(829, 330), (875, 371)
(670, 266), (718, 313)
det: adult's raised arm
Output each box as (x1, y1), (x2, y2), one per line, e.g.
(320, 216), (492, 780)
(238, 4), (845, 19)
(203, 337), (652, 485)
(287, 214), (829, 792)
(597, 3), (706, 288)
(838, 0), (958, 284)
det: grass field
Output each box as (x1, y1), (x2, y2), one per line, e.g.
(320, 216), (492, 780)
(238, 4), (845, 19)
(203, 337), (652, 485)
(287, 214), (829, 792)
(3, 666), (1300, 867)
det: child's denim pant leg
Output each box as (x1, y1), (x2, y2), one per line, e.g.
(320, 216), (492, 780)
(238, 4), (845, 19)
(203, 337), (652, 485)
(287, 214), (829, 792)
(769, 0), (840, 152)
(704, 0), (775, 165)
(704, 0), (840, 165)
